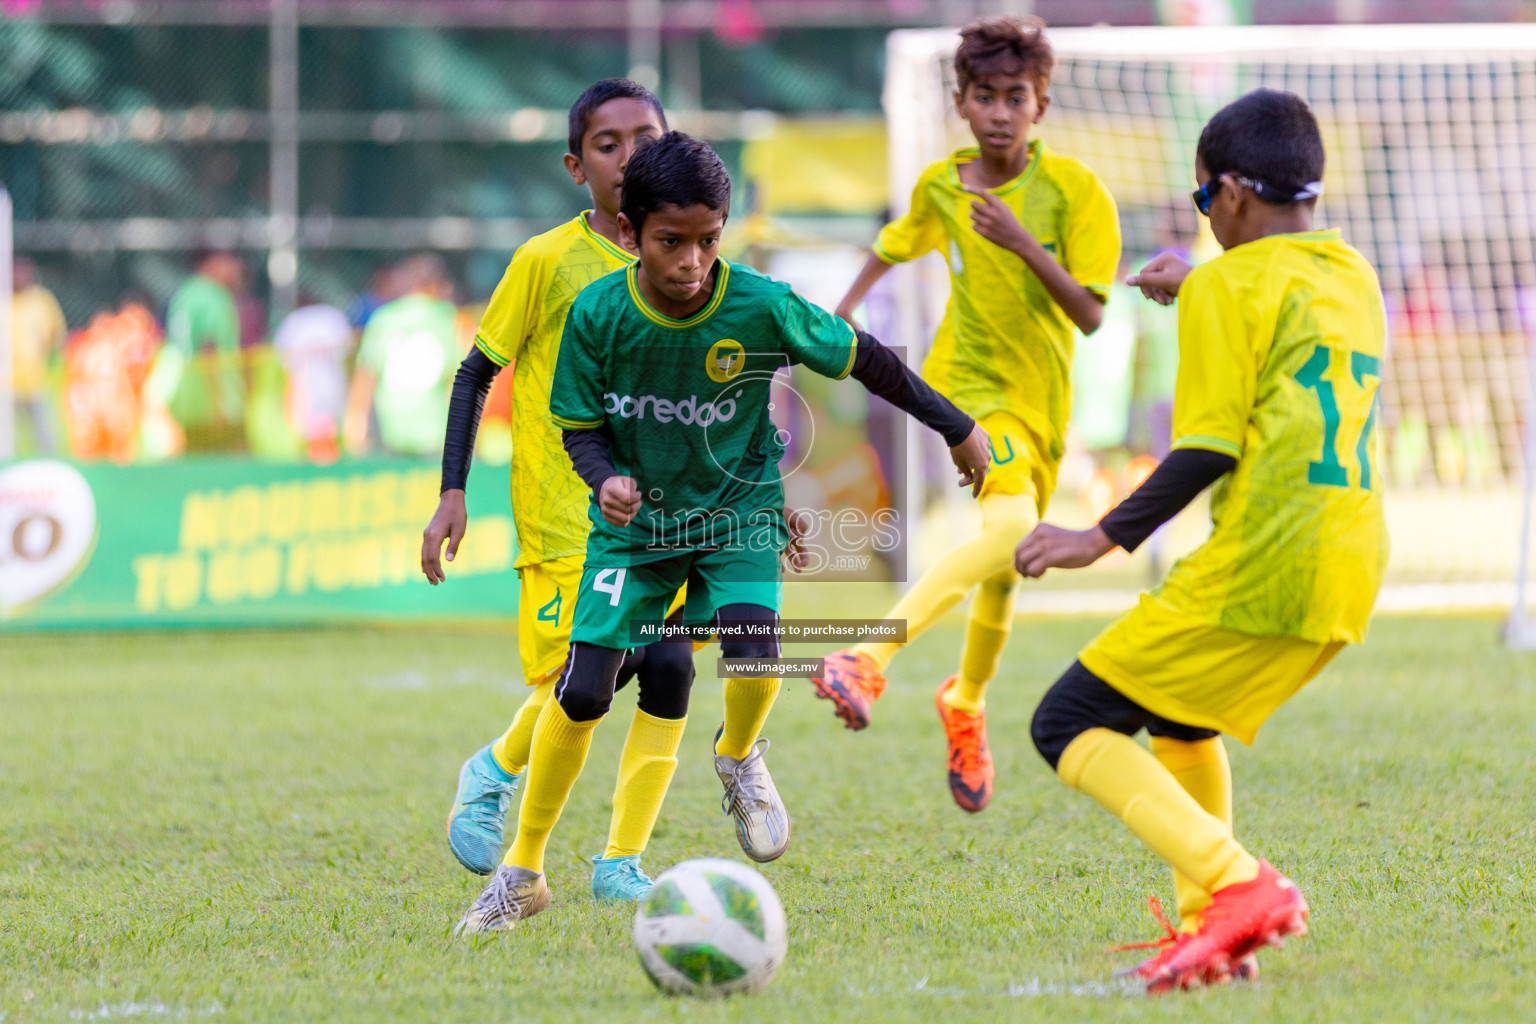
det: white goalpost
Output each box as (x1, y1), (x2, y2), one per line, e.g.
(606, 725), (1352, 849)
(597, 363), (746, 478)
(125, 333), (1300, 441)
(882, 23), (1536, 630)
(0, 185), (12, 463)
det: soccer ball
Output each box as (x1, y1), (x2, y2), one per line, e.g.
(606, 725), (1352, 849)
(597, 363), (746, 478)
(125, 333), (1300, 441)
(632, 858), (788, 997)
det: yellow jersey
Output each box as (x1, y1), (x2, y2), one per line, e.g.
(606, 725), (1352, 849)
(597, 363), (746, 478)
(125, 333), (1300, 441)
(474, 212), (634, 568)
(11, 284), (67, 398)
(873, 142), (1120, 464)
(1156, 229), (1389, 644)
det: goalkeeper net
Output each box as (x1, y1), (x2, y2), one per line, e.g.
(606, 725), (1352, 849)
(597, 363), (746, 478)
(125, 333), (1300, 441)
(882, 23), (1536, 627)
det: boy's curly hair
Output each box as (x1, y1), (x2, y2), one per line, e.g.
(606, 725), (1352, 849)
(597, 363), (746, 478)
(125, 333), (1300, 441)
(954, 16), (1054, 97)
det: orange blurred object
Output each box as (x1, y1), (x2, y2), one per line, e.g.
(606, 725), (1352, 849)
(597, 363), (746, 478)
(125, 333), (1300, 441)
(63, 303), (168, 462)
(1082, 466), (1120, 522)
(1125, 454), (1159, 493)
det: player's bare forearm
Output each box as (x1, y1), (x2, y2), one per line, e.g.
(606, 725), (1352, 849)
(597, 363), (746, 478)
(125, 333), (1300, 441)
(1014, 238), (1106, 335)
(964, 185), (1105, 334)
(1014, 523), (1115, 578)
(834, 252), (894, 329)
(421, 489), (468, 585)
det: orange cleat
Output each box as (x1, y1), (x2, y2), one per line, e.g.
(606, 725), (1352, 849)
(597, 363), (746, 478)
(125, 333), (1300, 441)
(1113, 896), (1262, 990)
(811, 650), (888, 730)
(934, 676), (993, 812)
(1136, 861), (1307, 993)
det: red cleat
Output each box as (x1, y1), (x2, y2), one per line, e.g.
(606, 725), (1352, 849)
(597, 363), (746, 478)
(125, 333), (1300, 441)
(935, 676), (993, 812)
(1112, 896), (1203, 988)
(1112, 896), (1258, 990)
(811, 650), (887, 730)
(1138, 861), (1307, 993)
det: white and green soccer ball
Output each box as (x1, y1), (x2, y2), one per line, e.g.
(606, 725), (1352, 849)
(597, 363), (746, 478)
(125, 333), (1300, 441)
(632, 858), (788, 997)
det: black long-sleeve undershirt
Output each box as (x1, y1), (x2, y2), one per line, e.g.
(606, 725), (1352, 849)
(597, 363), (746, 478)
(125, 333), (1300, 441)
(563, 427), (620, 493)
(1098, 447), (1237, 553)
(849, 330), (975, 447)
(439, 346), (501, 494)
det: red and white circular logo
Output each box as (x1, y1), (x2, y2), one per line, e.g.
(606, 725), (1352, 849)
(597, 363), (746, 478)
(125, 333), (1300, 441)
(0, 460), (98, 619)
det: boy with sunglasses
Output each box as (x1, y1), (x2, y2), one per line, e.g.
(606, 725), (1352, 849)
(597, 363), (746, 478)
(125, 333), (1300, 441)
(1014, 89), (1387, 991)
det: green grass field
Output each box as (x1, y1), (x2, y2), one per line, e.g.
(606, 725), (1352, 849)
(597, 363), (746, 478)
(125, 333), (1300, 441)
(3, 614), (1533, 1022)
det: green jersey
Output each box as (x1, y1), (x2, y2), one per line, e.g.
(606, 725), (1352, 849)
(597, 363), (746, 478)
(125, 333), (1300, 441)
(550, 258), (857, 566)
(357, 293), (462, 456)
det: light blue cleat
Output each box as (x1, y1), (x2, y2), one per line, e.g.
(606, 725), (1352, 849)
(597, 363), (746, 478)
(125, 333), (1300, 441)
(590, 854), (654, 902)
(446, 744), (521, 875)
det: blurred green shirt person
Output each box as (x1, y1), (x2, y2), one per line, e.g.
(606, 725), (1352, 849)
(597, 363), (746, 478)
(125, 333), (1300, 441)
(346, 255), (461, 457)
(162, 251), (247, 447)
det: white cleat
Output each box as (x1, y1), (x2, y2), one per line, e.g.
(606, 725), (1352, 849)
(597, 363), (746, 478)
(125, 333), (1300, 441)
(713, 732), (790, 864)
(454, 865), (551, 934)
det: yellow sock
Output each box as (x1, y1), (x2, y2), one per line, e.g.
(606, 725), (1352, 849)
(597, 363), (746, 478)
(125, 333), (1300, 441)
(1057, 728), (1258, 895)
(1151, 735), (1234, 931)
(946, 569), (1019, 713)
(504, 700), (600, 874)
(855, 493), (1034, 669)
(604, 710), (687, 858)
(716, 676), (780, 760)
(490, 675), (557, 775)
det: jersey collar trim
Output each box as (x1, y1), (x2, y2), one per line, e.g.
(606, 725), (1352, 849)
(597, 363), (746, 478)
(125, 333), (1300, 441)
(624, 259), (731, 329)
(946, 140), (1043, 196)
(578, 211), (636, 264)
(1275, 228), (1342, 242)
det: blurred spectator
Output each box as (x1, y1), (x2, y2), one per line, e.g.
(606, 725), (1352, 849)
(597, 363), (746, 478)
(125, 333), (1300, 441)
(163, 250), (248, 451)
(344, 254), (461, 457)
(349, 262), (405, 330)
(234, 265), (268, 351)
(274, 297), (354, 462)
(64, 302), (166, 463)
(9, 256), (67, 454)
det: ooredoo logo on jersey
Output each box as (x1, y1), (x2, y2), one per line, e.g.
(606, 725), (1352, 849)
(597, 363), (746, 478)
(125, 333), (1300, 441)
(602, 390), (742, 427)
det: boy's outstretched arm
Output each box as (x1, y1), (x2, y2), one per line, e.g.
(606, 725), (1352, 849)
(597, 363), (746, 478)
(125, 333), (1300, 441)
(963, 186), (1107, 335)
(1126, 252), (1194, 306)
(1014, 448), (1236, 578)
(848, 330), (991, 496)
(422, 346), (501, 584)
(833, 253), (895, 331)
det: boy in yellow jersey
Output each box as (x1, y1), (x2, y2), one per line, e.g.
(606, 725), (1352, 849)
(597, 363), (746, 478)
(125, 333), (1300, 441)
(1015, 89), (1388, 992)
(421, 79), (690, 903)
(814, 16), (1120, 813)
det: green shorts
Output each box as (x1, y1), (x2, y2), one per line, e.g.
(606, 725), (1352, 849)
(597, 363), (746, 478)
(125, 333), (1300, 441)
(571, 546), (782, 649)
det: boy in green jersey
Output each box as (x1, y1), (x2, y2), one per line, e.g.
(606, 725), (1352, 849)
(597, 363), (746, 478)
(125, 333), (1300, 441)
(456, 132), (993, 932)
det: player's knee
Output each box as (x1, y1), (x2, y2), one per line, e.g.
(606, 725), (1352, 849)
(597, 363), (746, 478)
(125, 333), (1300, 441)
(555, 642), (626, 722)
(720, 637), (777, 660)
(613, 647), (645, 693)
(635, 640), (696, 720)
(716, 603), (779, 661)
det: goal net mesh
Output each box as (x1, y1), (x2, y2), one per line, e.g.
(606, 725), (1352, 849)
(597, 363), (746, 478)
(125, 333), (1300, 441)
(882, 25), (1536, 618)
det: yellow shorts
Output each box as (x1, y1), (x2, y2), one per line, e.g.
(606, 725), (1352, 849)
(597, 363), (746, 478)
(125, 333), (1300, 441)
(1080, 594), (1346, 745)
(979, 412), (1056, 515)
(518, 555), (690, 685)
